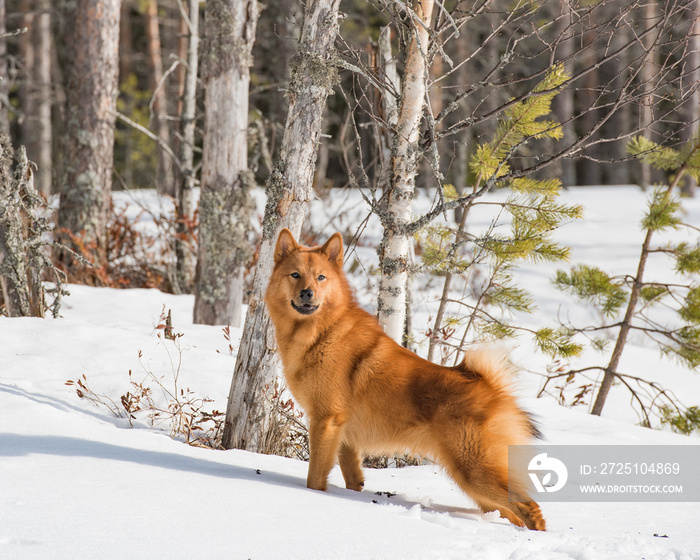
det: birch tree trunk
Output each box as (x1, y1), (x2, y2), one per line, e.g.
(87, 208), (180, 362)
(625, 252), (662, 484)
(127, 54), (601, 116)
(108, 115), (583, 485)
(174, 0), (199, 293)
(377, 0), (434, 344)
(222, 0), (341, 451)
(57, 0), (121, 269)
(377, 25), (399, 192)
(193, 0), (259, 326)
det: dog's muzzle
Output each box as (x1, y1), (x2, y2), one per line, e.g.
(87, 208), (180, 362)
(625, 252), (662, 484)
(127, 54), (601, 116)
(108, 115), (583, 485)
(291, 300), (319, 315)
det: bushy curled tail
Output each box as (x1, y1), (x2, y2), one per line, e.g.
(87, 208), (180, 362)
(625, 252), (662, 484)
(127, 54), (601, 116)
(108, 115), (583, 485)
(458, 348), (542, 440)
(441, 348), (546, 530)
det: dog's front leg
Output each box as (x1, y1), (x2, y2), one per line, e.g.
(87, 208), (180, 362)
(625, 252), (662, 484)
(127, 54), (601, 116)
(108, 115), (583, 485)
(307, 413), (345, 491)
(338, 442), (364, 491)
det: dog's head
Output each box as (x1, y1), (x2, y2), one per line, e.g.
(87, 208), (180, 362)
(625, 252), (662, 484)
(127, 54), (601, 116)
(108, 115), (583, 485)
(266, 228), (346, 319)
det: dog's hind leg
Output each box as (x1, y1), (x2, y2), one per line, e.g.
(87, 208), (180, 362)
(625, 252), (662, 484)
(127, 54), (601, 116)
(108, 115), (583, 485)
(474, 497), (545, 531)
(445, 459), (546, 530)
(435, 430), (546, 531)
(338, 442), (365, 491)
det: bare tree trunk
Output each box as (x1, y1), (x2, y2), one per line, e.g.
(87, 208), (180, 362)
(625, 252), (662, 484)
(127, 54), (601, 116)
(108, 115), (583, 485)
(590, 228), (652, 416)
(174, 0), (199, 293)
(0, 0), (10, 135)
(0, 134), (26, 316)
(119, 0), (134, 188)
(19, 0), (35, 159)
(377, 24), (399, 193)
(577, 25), (602, 186)
(682, 1), (700, 197)
(20, 0), (53, 196)
(222, 0), (342, 452)
(144, 0), (175, 196)
(377, 0), (434, 344)
(171, 5), (188, 176)
(552, 0), (576, 187)
(57, 0), (121, 269)
(451, 23), (471, 223)
(606, 14), (632, 186)
(426, 205), (468, 363)
(429, 52), (443, 127)
(0, 135), (44, 317)
(193, 0), (259, 326)
(35, 0), (52, 197)
(638, 2), (659, 189)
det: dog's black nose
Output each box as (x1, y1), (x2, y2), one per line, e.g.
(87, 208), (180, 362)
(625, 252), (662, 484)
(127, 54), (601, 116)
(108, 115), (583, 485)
(299, 289), (314, 302)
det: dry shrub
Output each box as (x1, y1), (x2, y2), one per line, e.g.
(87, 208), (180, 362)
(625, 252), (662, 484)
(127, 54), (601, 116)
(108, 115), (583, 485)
(55, 200), (197, 292)
(258, 381), (309, 461)
(66, 308), (224, 449)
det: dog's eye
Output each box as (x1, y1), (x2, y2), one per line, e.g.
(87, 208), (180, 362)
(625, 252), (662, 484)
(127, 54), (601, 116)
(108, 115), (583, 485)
(317, 274), (326, 281)
(291, 272), (300, 279)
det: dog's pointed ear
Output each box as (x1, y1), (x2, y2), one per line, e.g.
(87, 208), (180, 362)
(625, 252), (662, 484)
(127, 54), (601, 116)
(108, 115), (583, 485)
(320, 232), (344, 266)
(274, 228), (299, 264)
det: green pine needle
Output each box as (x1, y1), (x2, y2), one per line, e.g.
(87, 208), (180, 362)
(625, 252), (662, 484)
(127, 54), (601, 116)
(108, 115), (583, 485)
(642, 188), (682, 232)
(554, 264), (628, 317)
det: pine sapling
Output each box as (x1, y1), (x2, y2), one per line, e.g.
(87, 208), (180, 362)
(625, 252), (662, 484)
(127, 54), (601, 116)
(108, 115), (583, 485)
(423, 65), (583, 364)
(550, 134), (700, 425)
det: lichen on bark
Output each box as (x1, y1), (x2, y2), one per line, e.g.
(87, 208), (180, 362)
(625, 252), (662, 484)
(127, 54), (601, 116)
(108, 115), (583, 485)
(288, 50), (340, 97)
(196, 172), (255, 305)
(262, 166), (291, 240)
(201, 0), (258, 80)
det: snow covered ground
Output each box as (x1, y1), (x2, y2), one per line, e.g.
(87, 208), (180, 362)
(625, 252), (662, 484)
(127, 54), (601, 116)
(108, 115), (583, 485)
(2, 186), (700, 559)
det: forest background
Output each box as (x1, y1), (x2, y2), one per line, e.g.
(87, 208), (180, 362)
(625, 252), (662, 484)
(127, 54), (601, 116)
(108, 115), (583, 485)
(2, 0), (700, 455)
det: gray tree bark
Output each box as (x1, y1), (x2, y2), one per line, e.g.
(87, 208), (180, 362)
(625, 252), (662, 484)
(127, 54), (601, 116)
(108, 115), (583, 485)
(0, 0), (9, 135)
(606, 12), (632, 186)
(638, 2), (659, 189)
(193, 0), (259, 327)
(174, 0), (199, 293)
(551, 0), (576, 187)
(681, 0), (700, 197)
(57, 0), (121, 269)
(0, 135), (44, 317)
(0, 134), (26, 316)
(19, 0), (35, 162)
(118, 0), (134, 188)
(144, 0), (175, 197)
(18, 0), (52, 197)
(222, 0), (342, 452)
(35, 0), (52, 197)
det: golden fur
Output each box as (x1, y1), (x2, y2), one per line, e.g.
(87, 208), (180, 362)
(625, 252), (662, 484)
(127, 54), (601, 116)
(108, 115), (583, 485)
(265, 229), (546, 531)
